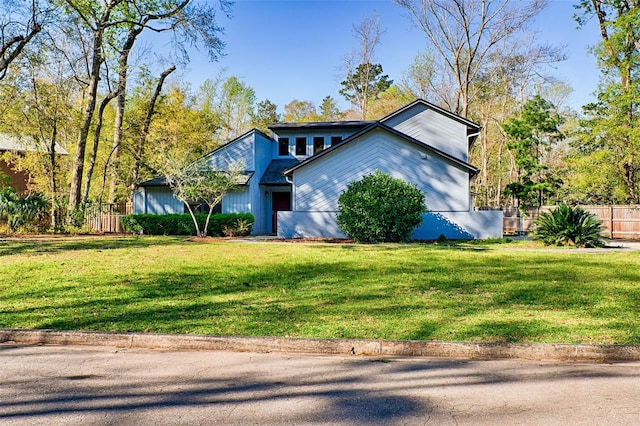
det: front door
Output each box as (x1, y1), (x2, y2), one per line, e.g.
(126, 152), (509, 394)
(272, 192), (291, 234)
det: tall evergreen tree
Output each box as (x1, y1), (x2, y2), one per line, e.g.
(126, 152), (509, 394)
(503, 95), (564, 208)
(339, 63), (392, 120)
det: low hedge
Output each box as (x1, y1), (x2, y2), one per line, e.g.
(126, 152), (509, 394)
(121, 213), (254, 237)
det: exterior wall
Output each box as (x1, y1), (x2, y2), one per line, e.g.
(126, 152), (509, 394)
(133, 187), (183, 214)
(0, 157), (29, 194)
(201, 131), (276, 235)
(202, 133), (255, 170)
(382, 103), (469, 162)
(251, 132), (276, 234)
(291, 128), (470, 213)
(277, 210), (503, 240)
(413, 211), (504, 240)
(272, 128), (355, 159)
(222, 188), (251, 214)
(277, 211), (347, 239)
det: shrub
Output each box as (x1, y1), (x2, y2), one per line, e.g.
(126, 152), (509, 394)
(337, 170), (426, 243)
(0, 187), (49, 233)
(122, 213), (254, 237)
(533, 203), (604, 247)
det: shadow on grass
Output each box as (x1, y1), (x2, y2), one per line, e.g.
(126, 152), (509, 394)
(3, 245), (637, 344)
(0, 235), (188, 257)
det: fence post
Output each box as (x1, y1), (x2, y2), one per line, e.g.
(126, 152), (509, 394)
(609, 205), (614, 239)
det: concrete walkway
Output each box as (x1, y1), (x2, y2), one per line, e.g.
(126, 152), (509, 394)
(1, 344), (639, 425)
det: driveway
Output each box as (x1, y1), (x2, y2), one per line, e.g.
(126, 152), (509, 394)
(1, 344), (639, 425)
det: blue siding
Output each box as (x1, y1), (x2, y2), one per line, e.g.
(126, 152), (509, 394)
(292, 128), (469, 213)
(383, 103), (468, 162)
(223, 189), (251, 213)
(198, 131), (277, 234)
(134, 187), (183, 214)
(203, 133), (255, 170)
(251, 132), (276, 234)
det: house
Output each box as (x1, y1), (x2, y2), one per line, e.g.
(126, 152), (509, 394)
(0, 134), (68, 194)
(134, 99), (503, 239)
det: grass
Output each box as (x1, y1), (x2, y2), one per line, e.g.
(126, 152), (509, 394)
(1, 235), (639, 345)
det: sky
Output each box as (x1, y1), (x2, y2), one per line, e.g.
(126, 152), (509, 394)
(177, 0), (602, 114)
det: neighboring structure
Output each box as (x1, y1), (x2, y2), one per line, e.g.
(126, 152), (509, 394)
(0, 134), (68, 194)
(134, 99), (503, 239)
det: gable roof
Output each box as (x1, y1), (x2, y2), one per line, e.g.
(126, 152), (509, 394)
(199, 128), (274, 164)
(137, 128), (270, 190)
(380, 98), (481, 130)
(380, 99), (482, 148)
(0, 134), (68, 155)
(283, 121), (479, 177)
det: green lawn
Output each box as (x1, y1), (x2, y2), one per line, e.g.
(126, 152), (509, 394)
(1, 236), (639, 345)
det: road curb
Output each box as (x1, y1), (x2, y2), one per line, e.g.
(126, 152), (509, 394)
(1, 328), (639, 362)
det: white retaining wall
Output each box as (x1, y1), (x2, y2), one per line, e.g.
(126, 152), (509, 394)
(277, 210), (503, 240)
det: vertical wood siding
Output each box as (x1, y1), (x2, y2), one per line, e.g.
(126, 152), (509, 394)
(292, 129), (469, 212)
(135, 187), (183, 214)
(222, 189), (251, 214)
(200, 131), (277, 234)
(383, 104), (468, 162)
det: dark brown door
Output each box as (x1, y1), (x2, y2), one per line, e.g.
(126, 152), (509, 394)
(272, 192), (291, 234)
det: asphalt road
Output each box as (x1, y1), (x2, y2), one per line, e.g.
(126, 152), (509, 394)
(1, 344), (639, 425)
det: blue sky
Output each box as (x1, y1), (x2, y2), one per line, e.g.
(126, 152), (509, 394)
(181, 0), (601, 114)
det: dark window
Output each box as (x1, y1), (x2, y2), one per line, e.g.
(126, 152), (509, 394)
(313, 136), (325, 155)
(295, 137), (307, 156)
(331, 136), (343, 146)
(278, 137), (289, 156)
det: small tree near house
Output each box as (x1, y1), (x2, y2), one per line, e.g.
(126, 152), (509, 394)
(337, 170), (426, 243)
(164, 160), (246, 237)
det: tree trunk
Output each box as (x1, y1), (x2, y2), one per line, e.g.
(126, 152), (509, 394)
(83, 93), (116, 204)
(49, 125), (58, 230)
(67, 3), (117, 217)
(129, 65), (176, 200)
(184, 202), (202, 237)
(109, 24), (143, 204)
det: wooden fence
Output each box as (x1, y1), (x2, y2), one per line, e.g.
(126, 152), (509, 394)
(500, 205), (640, 239)
(84, 202), (132, 233)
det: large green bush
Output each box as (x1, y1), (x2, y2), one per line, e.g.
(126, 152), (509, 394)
(0, 187), (49, 232)
(533, 203), (604, 247)
(122, 213), (254, 237)
(337, 170), (426, 243)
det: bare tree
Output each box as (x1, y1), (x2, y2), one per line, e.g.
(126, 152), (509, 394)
(341, 12), (385, 119)
(401, 51), (436, 101)
(0, 0), (46, 80)
(393, 0), (547, 118)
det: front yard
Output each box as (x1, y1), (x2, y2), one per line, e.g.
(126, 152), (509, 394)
(1, 236), (638, 345)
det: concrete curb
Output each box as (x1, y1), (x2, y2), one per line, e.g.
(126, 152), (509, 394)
(1, 328), (639, 362)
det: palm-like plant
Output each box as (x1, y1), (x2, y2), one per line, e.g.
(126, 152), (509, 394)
(533, 203), (604, 247)
(0, 187), (49, 232)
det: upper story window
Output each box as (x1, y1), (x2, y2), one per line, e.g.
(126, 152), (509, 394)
(295, 137), (307, 156)
(331, 136), (343, 146)
(278, 137), (289, 156)
(313, 136), (325, 155)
